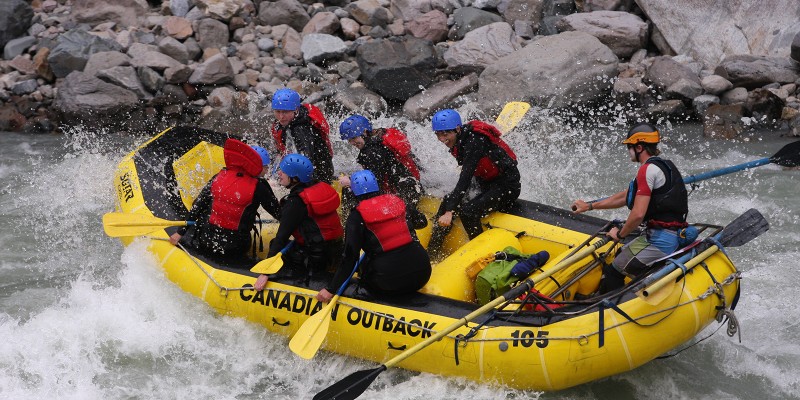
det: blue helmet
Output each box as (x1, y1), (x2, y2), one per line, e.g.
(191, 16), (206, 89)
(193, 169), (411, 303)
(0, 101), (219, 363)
(339, 115), (372, 140)
(432, 109), (462, 131)
(251, 145), (270, 166)
(272, 88), (301, 111)
(351, 170), (379, 196)
(279, 153), (314, 183)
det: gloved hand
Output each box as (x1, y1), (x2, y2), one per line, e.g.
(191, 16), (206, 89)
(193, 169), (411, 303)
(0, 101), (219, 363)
(510, 251), (550, 278)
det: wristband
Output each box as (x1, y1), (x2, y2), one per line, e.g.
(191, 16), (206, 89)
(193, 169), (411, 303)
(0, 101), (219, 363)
(588, 202), (594, 211)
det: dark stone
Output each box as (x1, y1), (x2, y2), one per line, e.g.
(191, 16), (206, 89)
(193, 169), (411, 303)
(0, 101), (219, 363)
(0, 0), (34, 50)
(449, 7), (504, 41)
(746, 88), (784, 126)
(703, 103), (751, 139)
(356, 36), (436, 101)
(47, 29), (121, 78)
(791, 31), (800, 63)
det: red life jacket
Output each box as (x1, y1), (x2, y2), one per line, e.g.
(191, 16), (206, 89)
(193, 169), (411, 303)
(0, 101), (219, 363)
(208, 139), (262, 230)
(453, 121), (517, 181)
(294, 182), (343, 245)
(271, 103), (333, 156)
(380, 128), (420, 180)
(356, 194), (412, 252)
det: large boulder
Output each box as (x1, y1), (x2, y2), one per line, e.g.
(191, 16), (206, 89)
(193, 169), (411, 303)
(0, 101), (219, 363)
(301, 34), (348, 65)
(714, 55), (800, 89)
(477, 31), (618, 110)
(47, 29), (122, 78)
(555, 11), (647, 59)
(0, 0), (34, 51)
(356, 36), (436, 101)
(444, 22), (522, 74)
(449, 7), (504, 40)
(53, 71), (140, 124)
(636, 0), (800, 68)
(258, 0), (310, 33)
(70, 0), (149, 27)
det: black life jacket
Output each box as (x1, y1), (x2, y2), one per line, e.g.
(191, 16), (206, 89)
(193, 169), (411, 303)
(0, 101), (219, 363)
(626, 157), (689, 228)
(356, 194), (413, 252)
(451, 121), (516, 182)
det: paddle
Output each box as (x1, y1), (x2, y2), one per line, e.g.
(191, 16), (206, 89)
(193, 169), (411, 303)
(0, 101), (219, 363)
(289, 254), (365, 359)
(683, 139), (800, 184)
(634, 208), (769, 304)
(495, 101), (531, 134)
(102, 212), (194, 237)
(250, 241), (295, 274)
(573, 140), (800, 211)
(314, 236), (609, 400)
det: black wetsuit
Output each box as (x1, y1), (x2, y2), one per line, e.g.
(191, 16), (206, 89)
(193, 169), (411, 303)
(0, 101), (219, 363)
(273, 106), (334, 183)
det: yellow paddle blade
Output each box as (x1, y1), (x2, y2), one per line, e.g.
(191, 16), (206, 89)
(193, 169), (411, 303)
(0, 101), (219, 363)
(102, 212), (189, 237)
(495, 101), (531, 134)
(250, 253), (284, 274)
(289, 295), (338, 359)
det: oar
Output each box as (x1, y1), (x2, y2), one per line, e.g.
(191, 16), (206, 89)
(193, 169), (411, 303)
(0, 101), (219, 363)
(573, 140), (800, 210)
(289, 254), (365, 359)
(250, 241), (295, 274)
(102, 212), (194, 237)
(314, 236), (609, 400)
(683, 139), (800, 184)
(495, 101), (531, 134)
(635, 208), (769, 305)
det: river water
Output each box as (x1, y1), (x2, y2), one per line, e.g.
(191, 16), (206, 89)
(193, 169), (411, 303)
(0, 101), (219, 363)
(1, 117), (798, 399)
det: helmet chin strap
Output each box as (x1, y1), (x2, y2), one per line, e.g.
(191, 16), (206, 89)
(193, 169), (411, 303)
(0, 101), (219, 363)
(633, 145), (645, 162)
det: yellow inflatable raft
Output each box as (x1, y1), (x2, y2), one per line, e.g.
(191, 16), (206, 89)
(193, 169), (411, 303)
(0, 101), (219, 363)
(109, 126), (767, 393)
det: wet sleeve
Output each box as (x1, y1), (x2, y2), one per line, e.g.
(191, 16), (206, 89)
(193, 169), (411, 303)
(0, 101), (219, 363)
(327, 211), (365, 292)
(267, 196), (306, 257)
(256, 179), (281, 219)
(441, 138), (482, 213)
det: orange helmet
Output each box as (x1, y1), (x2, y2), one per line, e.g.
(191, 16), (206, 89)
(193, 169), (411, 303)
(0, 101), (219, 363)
(622, 122), (659, 145)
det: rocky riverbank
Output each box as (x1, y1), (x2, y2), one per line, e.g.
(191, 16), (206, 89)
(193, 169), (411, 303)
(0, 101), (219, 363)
(2, 0), (800, 138)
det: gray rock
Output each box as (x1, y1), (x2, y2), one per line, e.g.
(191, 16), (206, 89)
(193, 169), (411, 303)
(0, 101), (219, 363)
(720, 87), (748, 105)
(301, 33), (348, 64)
(449, 7), (504, 41)
(556, 11), (647, 59)
(3, 36), (37, 60)
(11, 79), (38, 95)
(184, 37), (202, 61)
(164, 64), (193, 83)
(645, 99), (687, 120)
(346, 0), (394, 27)
(444, 22), (522, 74)
(501, 0), (544, 26)
(793, 31), (800, 63)
(97, 65), (151, 99)
(542, 0), (575, 17)
(636, 0), (800, 68)
(47, 29), (122, 78)
(54, 71), (140, 121)
(258, 0), (310, 32)
(665, 78), (703, 101)
(645, 56), (700, 92)
(130, 50), (183, 71)
(170, 0), (192, 17)
(700, 74), (733, 95)
(478, 31), (618, 110)
(0, 0), (34, 50)
(137, 66), (164, 93)
(356, 36), (436, 101)
(257, 38), (275, 52)
(539, 15), (564, 36)
(715, 55), (800, 89)
(71, 0), (148, 28)
(84, 51), (132, 76)
(692, 94), (719, 117)
(403, 73), (479, 120)
(189, 53), (233, 84)
(158, 36), (190, 64)
(331, 85), (388, 116)
(195, 18), (230, 50)
(390, 0), (434, 22)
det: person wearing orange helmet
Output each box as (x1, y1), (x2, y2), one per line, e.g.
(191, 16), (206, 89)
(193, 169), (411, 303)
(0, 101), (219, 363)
(572, 123), (690, 293)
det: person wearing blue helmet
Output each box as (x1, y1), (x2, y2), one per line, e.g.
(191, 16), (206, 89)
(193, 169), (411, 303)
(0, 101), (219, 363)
(428, 109), (521, 257)
(315, 170), (431, 302)
(169, 139), (281, 260)
(251, 145), (270, 177)
(338, 114), (427, 229)
(254, 153), (344, 290)
(270, 88), (335, 183)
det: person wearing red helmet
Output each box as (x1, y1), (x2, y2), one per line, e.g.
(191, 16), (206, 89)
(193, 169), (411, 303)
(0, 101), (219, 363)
(270, 88), (334, 183)
(169, 139), (280, 260)
(572, 122), (691, 294)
